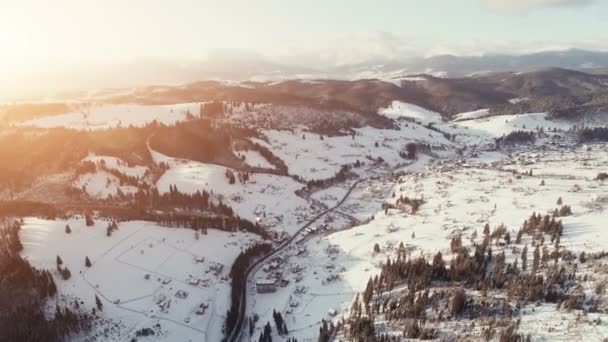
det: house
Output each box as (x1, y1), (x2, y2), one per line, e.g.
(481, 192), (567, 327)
(175, 290), (189, 299)
(256, 280), (277, 293)
(188, 277), (200, 286)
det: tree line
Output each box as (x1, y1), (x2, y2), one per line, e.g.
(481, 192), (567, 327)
(0, 220), (89, 341)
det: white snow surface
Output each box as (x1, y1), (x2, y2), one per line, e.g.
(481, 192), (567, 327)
(378, 101), (443, 124)
(153, 151), (310, 235)
(248, 143), (608, 341)
(255, 124), (452, 181)
(454, 112), (569, 137)
(16, 103), (201, 130)
(237, 150), (274, 169)
(83, 154), (148, 178)
(74, 171), (138, 198)
(19, 218), (261, 342)
(452, 108), (490, 121)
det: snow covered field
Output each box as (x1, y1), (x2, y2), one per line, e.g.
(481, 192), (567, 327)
(74, 170), (139, 198)
(19, 218), (261, 342)
(378, 101), (443, 124)
(236, 150), (274, 169)
(83, 155), (148, 178)
(16, 103), (201, 130)
(255, 123), (452, 181)
(247, 142), (608, 341)
(10, 98), (608, 341)
(73, 155), (150, 199)
(153, 151), (312, 235)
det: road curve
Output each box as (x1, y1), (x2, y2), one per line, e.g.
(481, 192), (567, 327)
(227, 177), (366, 342)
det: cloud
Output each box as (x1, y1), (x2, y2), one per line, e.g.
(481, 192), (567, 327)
(481, 0), (594, 13)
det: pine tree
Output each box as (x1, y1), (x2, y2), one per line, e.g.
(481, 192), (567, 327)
(451, 289), (466, 316)
(56, 255), (63, 266)
(85, 214), (95, 226)
(521, 245), (528, 271)
(532, 246), (540, 273)
(61, 266), (71, 280)
(95, 294), (103, 311)
(65, 224), (71, 234)
(373, 243), (381, 254)
(85, 256), (92, 267)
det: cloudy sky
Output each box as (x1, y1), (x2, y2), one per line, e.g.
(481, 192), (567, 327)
(0, 0), (606, 97)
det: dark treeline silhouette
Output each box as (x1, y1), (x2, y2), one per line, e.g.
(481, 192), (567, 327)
(578, 127), (608, 142)
(0, 125), (152, 191)
(297, 163), (361, 194)
(149, 118), (262, 168)
(317, 319), (336, 342)
(224, 243), (273, 339)
(400, 142), (418, 160)
(200, 100), (226, 117)
(258, 322), (273, 342)
(496, 131), (536, 147)
(0, 201), (59, 219)
(272, 309), (288, 335)
(399, 142), (441, 160)
(0, 220), (89, 341)
(75, 160), (146, 189)
(0, 197), (270, 239)
(245, 141), (289, 175)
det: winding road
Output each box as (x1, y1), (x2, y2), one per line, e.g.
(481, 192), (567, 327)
(227, 177), (366, 342)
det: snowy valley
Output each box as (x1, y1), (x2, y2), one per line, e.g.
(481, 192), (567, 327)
(1, 85), (608, 342)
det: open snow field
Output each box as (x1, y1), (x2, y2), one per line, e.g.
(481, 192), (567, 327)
(74, 170), (139, 199)
(247, 142), (608, 341)
(11, 101), (608, 341)
(73, 155), (150, 199)
(16, 103), (201, 130)
(83, 155), (149, 178)
(237, 150), (275, 169)
(255, 123), (452, 181)
(19, 218), (261, 342)
(378, 101), (443, 124)
(153, 151), (313, 235)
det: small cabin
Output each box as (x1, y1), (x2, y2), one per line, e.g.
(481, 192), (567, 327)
(256, 280), (277, 293)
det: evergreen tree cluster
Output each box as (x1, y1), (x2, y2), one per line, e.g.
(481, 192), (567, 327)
(578, 127), (608, 142)
(258, 321), (273, 342)
(106, 221), (119, 237)
(343, 209), (584, 341)
(496, 131), (536, 147)
(302, 163), (359, 192)
(272, 309), (288, 335)
(1, 220), (88, 341)
(246, 141), (289, 175)
(317, 319), (335, 342)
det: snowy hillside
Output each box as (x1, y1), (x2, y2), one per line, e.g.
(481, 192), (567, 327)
(16, 103), (201, 130)
(378, 101), (443, 124)
(247, 142), (608, 341)
(19, 218), (261, 342)
(153, 151), (311, 235)
(4, 95), (608, 342)
(74, 170), (139, 198)
(255, 123), (452, 181)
